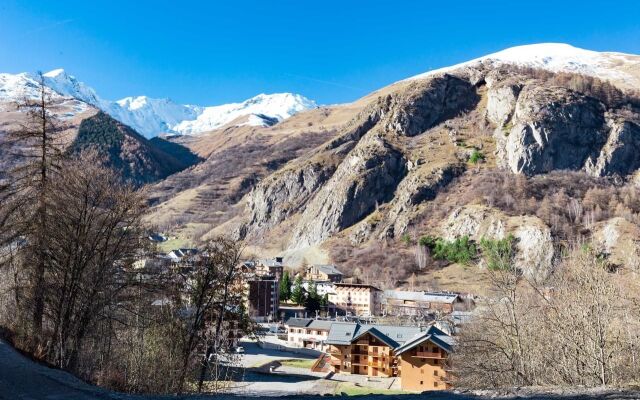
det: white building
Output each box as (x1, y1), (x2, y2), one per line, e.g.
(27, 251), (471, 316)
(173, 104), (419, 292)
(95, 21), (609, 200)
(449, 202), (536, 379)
(285, 318), (333, 351)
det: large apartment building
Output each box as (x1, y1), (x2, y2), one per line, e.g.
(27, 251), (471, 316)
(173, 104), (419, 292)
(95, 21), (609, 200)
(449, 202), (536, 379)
(329, 283), (382, 316)
(246, 278), (279, 322)
(325, 323), (452, 391)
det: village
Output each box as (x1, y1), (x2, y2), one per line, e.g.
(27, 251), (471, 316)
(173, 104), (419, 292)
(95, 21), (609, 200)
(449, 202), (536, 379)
(138, 234), (477, 395)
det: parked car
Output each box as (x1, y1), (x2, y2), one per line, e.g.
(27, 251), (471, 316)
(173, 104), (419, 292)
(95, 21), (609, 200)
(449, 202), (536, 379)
(235, 346), (245, 354)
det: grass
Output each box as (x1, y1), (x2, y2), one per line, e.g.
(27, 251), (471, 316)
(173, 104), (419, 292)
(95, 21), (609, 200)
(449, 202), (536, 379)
(156, 237), (191, 253)
(333, 382), (407, 396)
(279, 358), (316, 369)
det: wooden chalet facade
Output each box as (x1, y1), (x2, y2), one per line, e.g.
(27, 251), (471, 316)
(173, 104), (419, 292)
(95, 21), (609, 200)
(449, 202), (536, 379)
(326, 323), (452, 391)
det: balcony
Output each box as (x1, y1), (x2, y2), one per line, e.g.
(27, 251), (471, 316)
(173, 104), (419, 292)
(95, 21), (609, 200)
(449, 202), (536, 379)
(415, 351), (444, 359)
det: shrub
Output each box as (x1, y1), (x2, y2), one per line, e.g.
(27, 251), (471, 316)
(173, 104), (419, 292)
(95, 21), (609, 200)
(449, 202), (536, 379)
(423, 235), (477, 265)
(479, 234), (515, 270)
(469, 149), (485, 164)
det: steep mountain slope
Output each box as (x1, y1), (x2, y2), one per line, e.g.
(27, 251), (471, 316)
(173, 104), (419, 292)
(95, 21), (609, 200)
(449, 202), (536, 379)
(145, 43), (640, 291)
(70, 111), (201, 186)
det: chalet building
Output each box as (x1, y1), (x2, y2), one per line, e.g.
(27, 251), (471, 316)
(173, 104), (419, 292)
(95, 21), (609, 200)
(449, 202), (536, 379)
(246, 277), (279, 322)
(329, 283), (382, 316)
(325, 323), (453, 391)
(383, 291), (470, 315)
(285, 317), (333, 351)
(256, 257), (285, 281)
(305, 264), (343, 282)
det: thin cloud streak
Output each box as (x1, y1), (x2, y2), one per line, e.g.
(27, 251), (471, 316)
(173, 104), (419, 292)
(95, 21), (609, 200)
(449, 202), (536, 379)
(284, 73), (365, 92)
(22, 18), (75, 37)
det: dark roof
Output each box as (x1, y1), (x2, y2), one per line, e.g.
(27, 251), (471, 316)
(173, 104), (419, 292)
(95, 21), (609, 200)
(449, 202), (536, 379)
(285, 317), (313, 328)
(334, 283), (381, 291)
(394, 325), (454, 355)
(313, 264), (343, 276)
(326, 322), (428, 348)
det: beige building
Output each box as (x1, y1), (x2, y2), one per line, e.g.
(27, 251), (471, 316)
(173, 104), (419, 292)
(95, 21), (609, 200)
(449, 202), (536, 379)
(329, 283), (382, 316)
(305, 264), (343, 282)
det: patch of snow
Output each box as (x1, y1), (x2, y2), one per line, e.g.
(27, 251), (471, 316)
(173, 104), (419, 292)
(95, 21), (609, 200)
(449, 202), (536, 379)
(408, 43), (640, 88)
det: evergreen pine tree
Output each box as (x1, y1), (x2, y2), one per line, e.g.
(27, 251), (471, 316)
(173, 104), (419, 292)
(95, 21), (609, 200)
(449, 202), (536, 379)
(279, 270), (292, 302)
(291, 275), (305, 305)
(305, 282), (320, 312)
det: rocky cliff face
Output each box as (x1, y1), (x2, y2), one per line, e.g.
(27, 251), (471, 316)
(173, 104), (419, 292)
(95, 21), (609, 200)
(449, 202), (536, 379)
(496, 85), (607, 175)
(489, 77), (640, 178)
(290, 134), (407, 248)
(586, 118), (640, 177)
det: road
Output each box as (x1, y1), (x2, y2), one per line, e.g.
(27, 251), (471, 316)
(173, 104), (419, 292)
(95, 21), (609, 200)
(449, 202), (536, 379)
(0, 338), (325, 399)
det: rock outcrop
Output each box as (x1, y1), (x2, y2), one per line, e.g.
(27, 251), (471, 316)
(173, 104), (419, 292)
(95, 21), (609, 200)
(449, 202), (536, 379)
(441, 205), (555, 281)
(586, 118), (640, 177)
(486, 83), (522, 126)
(592, 217), (640, 268)
(286, 75), (481, 248)
(384, 74), (479, 136)
(290, 134), (407, 248)
(380, 162), (464, 239)
(496, 86), (607, 175)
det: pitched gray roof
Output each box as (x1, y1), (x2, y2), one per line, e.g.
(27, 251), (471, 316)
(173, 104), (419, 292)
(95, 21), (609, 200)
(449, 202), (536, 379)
(326, 323), (426, 348)
(325, 323), (360, 345)
(383, 290), (460, 304)
(314, 264), (343, 276)
(394, 325), (454, 355)
(308, 319), (334, 331)
(285, 318), (312, 328)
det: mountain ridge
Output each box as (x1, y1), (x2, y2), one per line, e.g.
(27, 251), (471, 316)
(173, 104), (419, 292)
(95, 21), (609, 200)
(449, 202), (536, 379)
(1, 69), (317, 138)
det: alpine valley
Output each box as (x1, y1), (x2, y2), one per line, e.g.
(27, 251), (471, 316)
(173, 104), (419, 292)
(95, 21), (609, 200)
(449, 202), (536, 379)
(2, 42), (640, 293)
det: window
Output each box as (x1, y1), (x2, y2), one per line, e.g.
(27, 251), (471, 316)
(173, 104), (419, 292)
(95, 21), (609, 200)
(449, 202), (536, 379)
(434, 382), (439, 387)
(420, 381), (423, 385)
(420, 369), (424, 374)
(434, 370), (438, 376)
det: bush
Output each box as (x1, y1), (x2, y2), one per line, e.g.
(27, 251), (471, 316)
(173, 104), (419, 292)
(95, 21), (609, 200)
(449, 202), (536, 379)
(479, 235), (515, 270)
(469, 149), (485, 164)
(422, 235), (477, 265)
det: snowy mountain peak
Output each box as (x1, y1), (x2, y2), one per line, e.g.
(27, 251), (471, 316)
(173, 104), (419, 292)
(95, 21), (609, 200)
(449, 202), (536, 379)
(410, 43), (640, 89)
(42, 68), (102, 107)
(172, 92), (317, 135)
(0, 69), (317, 138)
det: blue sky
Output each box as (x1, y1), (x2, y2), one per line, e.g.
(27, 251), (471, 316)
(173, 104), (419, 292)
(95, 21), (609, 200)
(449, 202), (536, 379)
(1, 0), (639, 105)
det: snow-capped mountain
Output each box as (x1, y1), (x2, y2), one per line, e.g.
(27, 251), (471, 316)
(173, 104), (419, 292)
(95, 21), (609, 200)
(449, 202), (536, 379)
(0, 69), (317, 138)
(173, 93), (317, 134)
(0, 71), (90, 116)
(409, 43), (640, 89)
